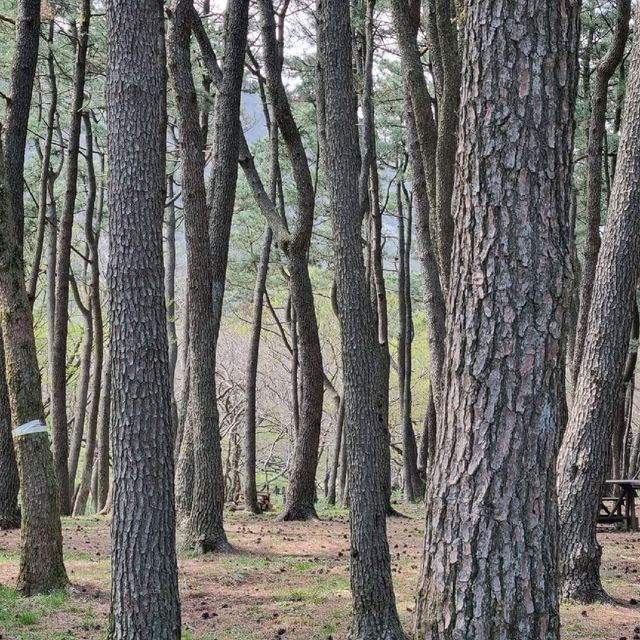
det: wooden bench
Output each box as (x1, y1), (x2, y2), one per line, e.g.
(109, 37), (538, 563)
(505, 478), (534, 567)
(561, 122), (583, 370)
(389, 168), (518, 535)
(598, 480), (639, 530)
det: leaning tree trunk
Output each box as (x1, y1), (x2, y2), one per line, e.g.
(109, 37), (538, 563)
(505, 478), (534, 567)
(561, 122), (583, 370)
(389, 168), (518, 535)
(571, 0), (631, 384)
(106, 0), (181, 636)
(391, 0), (447, 445)
(0, 335), (20, 529)
(0, 136), (68, 596)
(258, 0), (325, 521)
(557, 6), (640, 603)
(415, 1), (579, 638)
(3, 0), (40, 249)
(319, 1), (405, 636)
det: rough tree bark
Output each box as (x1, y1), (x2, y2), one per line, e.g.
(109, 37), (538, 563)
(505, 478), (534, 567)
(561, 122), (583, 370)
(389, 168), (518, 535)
(415, 1), (579, 638)
(557, 3), (640, 603)
(0, 335), (20, 529)
(425, 0), (460, 289)
(0, 135), (68, 596)
(571, 0), (631, 384)
(319, 0), (406, 636)
(3, 0), (40, 249)
(106, 0), (181, 635)
(50, 0), (91, 515)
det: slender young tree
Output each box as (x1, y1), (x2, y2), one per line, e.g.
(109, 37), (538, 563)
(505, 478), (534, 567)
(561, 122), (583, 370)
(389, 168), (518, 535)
(244, 224), (273, 514)
(397, 182), (421, 501)
(106, 0), (181, 635)
(557, 2), (640, 602)
(73, 112), (104, 516)
(414, 1), (579, 637)
(319, 0), (405, 636)
(50, 0), (92, 514)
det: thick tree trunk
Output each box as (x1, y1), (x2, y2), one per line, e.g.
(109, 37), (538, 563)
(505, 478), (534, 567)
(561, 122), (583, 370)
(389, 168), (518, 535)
(415, 2), (579, 637)
(106, 0), (181, 635)
(0, 137), (68, 596)
(50, 0), (91, 515)
(0, 335), (20, 529)
(557, 8), (640, 602)
(571, 0), (631, 384)
(320, 1), (405, 636)
(3, 0), (40, 249)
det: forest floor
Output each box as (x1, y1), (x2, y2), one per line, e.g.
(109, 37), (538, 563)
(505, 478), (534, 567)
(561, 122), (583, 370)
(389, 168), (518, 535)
(1, 503), (640, 639)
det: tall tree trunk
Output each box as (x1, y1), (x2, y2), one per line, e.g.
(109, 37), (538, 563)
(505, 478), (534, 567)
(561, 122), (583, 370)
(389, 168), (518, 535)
(168, 0), (248, 552)
(424, 0), (460, 290)
(415, 2), (579, 637)
(391, 0), (447, 447)
(258, 0), (325, 521)
(0, 335), (20, 529)
(106, 0), (181, 635)
(244, 224), (272, 514)
(67, 274), (92, 497)
(0, 135), (68, 596)
(319, 1), (405, 636)
(73, 112), (103, 517)
(571, 0), (631, 384)
(357, 0), (396, 514)
(557, 8), (640, 602)
(397, 182), (421, 502)
(3, 0), (40, 249)
(28, 19), (57, 303)
(165, 175), (180, 449)
(50, 0), (91, 515)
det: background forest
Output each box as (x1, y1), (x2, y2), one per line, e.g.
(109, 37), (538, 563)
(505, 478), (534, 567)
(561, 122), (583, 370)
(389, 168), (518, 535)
(0, 0), (639, 639)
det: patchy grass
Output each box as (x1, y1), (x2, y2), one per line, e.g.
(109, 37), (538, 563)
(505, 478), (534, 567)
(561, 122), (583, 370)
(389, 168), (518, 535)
(1, 507), (640, 639)
(0, 585), (69, 635)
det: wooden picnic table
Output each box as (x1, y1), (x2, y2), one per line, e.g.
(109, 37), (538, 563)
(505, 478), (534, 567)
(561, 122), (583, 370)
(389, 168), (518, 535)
(598, 479), (640, 531)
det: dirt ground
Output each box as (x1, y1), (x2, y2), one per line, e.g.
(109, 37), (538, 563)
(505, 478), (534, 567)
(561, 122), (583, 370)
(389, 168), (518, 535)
(1, 503), (639, 639)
